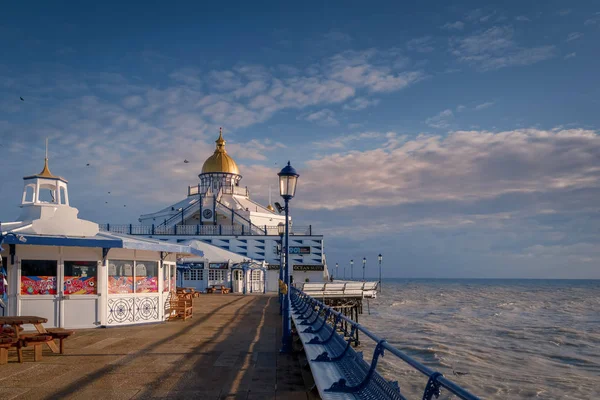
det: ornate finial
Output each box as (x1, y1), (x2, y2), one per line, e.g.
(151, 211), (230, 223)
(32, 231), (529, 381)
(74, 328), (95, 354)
(215, 128), (226, 151)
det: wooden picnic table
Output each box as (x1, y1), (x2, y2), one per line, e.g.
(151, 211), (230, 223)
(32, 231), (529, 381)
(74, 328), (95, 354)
(0, 316), (60, 354)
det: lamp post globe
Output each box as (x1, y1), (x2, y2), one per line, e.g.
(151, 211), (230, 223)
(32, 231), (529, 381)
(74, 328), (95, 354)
(278, 161), (299, 353)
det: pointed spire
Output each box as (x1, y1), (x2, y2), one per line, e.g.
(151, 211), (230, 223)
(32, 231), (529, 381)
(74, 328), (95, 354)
(215, 127), (226, 152)
(23, 138), (66, 181)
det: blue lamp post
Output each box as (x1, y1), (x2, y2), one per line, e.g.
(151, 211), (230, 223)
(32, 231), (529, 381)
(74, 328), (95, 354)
(277, 222), (285, 315)
(278, 161), (299, 353)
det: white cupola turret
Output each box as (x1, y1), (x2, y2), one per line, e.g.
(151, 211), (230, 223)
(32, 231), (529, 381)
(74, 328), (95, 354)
(14, 143), (99, 237)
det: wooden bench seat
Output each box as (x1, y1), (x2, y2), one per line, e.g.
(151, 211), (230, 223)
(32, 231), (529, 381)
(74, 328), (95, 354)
(19, 334), (53, 362)
(169, 299), (193, 321)
(46, 328), (75, 354)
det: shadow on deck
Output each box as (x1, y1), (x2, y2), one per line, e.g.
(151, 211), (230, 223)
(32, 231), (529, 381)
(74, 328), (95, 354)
(0, 294), (308, 400)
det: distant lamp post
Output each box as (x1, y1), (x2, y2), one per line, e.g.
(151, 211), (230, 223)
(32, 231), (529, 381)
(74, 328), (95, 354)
(277, 222), (285, 315)
(335, 263), (338, 281)
(378, 254), (383, 292)
(278, 161), (299, 353)
(362, 257), (366, 282)
(350, 259), (354, 280)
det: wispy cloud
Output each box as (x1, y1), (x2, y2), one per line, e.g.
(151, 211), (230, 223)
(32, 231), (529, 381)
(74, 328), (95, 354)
(342, 97), (380, 111)
(425, 109), (453, 129)
(474, 101), (494, 110)
(565, 32), (584, 42)
(450, 26), (555, 71)
(442, 21), (465, 30)
(406, 36), (435, 53)
(564, 52), (576, 60)
(301, 109), (339, 126)
(515, 16), (530, 22)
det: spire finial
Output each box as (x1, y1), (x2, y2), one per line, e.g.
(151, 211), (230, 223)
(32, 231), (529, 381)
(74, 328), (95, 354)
(215, 127), (226, 151)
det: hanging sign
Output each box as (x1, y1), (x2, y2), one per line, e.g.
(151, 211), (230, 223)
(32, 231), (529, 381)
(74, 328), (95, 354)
(267, 264), (280, 270)
(289, 246), (311, 255)
(293, 264), (324, 271)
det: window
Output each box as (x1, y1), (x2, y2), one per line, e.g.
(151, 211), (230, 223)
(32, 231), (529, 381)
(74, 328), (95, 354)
(59, 187), (67, 205)
(21, 260), (57, 295)
(135, 261), (158, 293)
(183, 269), (204, 281)
(108, 260), (134, 294)
(208, 270), (225, 281)
(24, 185), (35, 203)
(163, 264), (170, 292)
(251, 270), (262, 281)
(64, 261), (97, 295)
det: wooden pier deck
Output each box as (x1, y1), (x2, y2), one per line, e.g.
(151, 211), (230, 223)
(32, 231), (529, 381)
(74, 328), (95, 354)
(0, 294), (307, 400)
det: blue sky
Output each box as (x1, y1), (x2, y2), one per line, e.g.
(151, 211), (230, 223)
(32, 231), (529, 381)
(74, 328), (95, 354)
(1, 1), (599, 278)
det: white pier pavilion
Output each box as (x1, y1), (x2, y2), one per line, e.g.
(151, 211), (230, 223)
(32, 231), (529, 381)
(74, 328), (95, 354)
(101, 129), (330, 290)
(0, 156), (208, 328)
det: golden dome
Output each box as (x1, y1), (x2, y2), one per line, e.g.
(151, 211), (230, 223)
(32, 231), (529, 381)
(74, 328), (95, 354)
(201, 128), (240, 175)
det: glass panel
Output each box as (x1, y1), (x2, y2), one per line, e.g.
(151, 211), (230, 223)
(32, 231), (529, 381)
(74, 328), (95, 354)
(170, 265), (176, 291)
(163, 264), (169, 292)
(21, 260), (57, 295)
(135, 261), (158, 293)
(108, 260), (134, 294)
(24, 186), (34, 202)
(64, 261), (98, 295)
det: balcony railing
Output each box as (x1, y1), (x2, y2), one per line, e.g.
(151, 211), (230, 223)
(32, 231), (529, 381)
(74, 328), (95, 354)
(99, 224), (314, 236)
(188, 184), (249, 197)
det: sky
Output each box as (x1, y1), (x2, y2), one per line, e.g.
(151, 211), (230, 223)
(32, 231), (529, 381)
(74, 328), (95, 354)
(1, 1), (599, 278)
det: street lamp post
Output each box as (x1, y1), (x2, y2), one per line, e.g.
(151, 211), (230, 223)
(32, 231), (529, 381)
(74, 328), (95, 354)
(335, 263), (338, 281)
(350, 259), (354, 280)
(378, 254), (383, 292)
(277, 223), (285, 315)
(362, 257), (366, 281)
(278, 161), (299, 354)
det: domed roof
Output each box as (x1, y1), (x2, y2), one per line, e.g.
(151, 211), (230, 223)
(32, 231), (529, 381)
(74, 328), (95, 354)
(201, 128), (240, 175)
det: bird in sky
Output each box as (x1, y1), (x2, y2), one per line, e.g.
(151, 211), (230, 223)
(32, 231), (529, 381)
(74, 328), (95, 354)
(108, 191), (111, 194)
(20, 97), (24, 101)
(86, 163), (90, 166)
(184, 159), (189, 163)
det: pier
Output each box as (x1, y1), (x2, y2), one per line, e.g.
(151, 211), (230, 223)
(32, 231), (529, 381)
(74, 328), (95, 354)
(0, 295), (307, 399)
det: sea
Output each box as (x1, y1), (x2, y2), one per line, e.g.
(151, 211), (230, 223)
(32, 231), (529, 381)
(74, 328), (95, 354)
(358, 279), (600, 399)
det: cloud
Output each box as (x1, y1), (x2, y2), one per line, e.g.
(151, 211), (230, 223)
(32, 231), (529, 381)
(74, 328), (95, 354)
(425, 109), (453, 128)
(450, 26), (555, 71)
(456, 105), (466, 112)
(169, 67), (202, 87)
(294, 128), (600, 212)
(312, 131), (388, 149)
(565, 32), (584, 42)
(122, 95), (144, 108)
(474, 101), (494, 110)
(406, 36), (435, 53)
(342, 97), (380, 111)
(301, 109), (339, 126)
(514, 16), (530, 22)
(442, 21), (465, 30)
(564, 52), (576, 60)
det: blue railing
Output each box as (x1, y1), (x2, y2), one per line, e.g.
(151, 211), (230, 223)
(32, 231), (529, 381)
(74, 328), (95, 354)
(99, 224), (314, 236)
(291, 287), (481, 400)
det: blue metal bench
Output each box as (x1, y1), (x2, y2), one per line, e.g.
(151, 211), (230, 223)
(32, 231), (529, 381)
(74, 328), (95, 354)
(290, 287), (481, 400)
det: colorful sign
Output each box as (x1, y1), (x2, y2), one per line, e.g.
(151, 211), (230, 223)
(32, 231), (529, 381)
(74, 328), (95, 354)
(108, 276), (133, 294)
(64, 276), (97, 295)
(135, 276), (158, 293)
(293, 264), (324, 271)
(21, 276), (57, 295)
(209, 262), (229, 270)
(289, 246), (311, 255)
